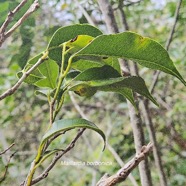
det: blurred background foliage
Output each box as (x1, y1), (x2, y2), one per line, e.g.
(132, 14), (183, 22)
(0, 0), (186, 185)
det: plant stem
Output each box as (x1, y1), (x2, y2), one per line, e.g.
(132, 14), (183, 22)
(24, 161), (36, 186)
(49, 43), (67, 127)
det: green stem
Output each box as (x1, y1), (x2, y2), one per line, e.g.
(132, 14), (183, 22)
(25, 161), (37, 186)
(52, 43), (67, 104)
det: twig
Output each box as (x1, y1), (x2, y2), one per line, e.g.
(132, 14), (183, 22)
(118, 0), (129, 31)
(124, 0), (142, 7)
(140, 100), (167, 186)
(75, 0), (95, 26)
(25, 128), (86, 185)
(0, 0), (40, 47)
(107, 144), (139, 186)
(96, 143), (153, 186)
(0, 0), (28, 34)
(0, 143), (15, 156)
(150, 0), (183, 94)
(0, 146), (16, 183)
(21, 93), (88, 185)
(97, 0), (119, 33)
(0, 54), (46, 101)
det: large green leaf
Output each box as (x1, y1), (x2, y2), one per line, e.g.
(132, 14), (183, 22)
(97, 76), (158, 106)
(48, 24), (103, 62)
(75, 32), (186, 86)
(69, 66), (158, 106)
(41, 118), (106, 150)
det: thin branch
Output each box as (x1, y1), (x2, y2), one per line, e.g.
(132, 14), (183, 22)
(0, 149), (16, 183)
(118, 0), (129, 30)
(140, 101), (167, 186)
(75, 0), (95, 26)
(96, 143), (153, 186)
(0, 55), (46, 101)
(0, 143), (15, 156)
(69, 92), (88, 119)
(150, 0), (183, 94)
(0, 0), (28, 34)
(107, 144), (139, 186)
(97, 0), (119, 33)
(23, 93), (91, 185)
(0, 0), (40, 47)
(26, 128), (86, 185)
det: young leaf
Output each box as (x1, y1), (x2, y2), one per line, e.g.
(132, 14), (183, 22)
(48, 24), (103, 62)
(66, 35), (94, 54)
(17, 53), (59, 89)
(40, 118), (106, 150)
(75, 32), (186, 86)
(35, 59), (59, 89)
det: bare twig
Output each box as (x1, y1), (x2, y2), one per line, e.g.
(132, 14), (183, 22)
(0, 145), (16, 184)
(0, 55), (46, 101)
(96, 143), (153, 186)
(150, 0), (183, 93)
(0, 0), (28, 34)
(75, 0), (95, 26)
(118, 0), (129, 30)
(140, 101), (167, 186)
(98, 0), (119, 33)
(0, 143), (15, 156)
(107, 144), (139, 186)
(0, 0), (39, 47)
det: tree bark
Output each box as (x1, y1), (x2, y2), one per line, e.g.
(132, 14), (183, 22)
(97, 0), (153, 185)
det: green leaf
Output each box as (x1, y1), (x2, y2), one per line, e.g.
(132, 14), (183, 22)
(76, 32), (186, 86)
(66, 35), (95, 54)
(71, 55), (120, 72)
(74, 65), (121, 81)
(70, 83), (97, 98)
(69, 66), (158, 106)
(48, 24), (102, 62)
(35, 59), (59, 89)
(17, 53), (59, 89)
(72, 59), (104, 71)
(98, 76), (158, 106)
(41, 118), (106, 150)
